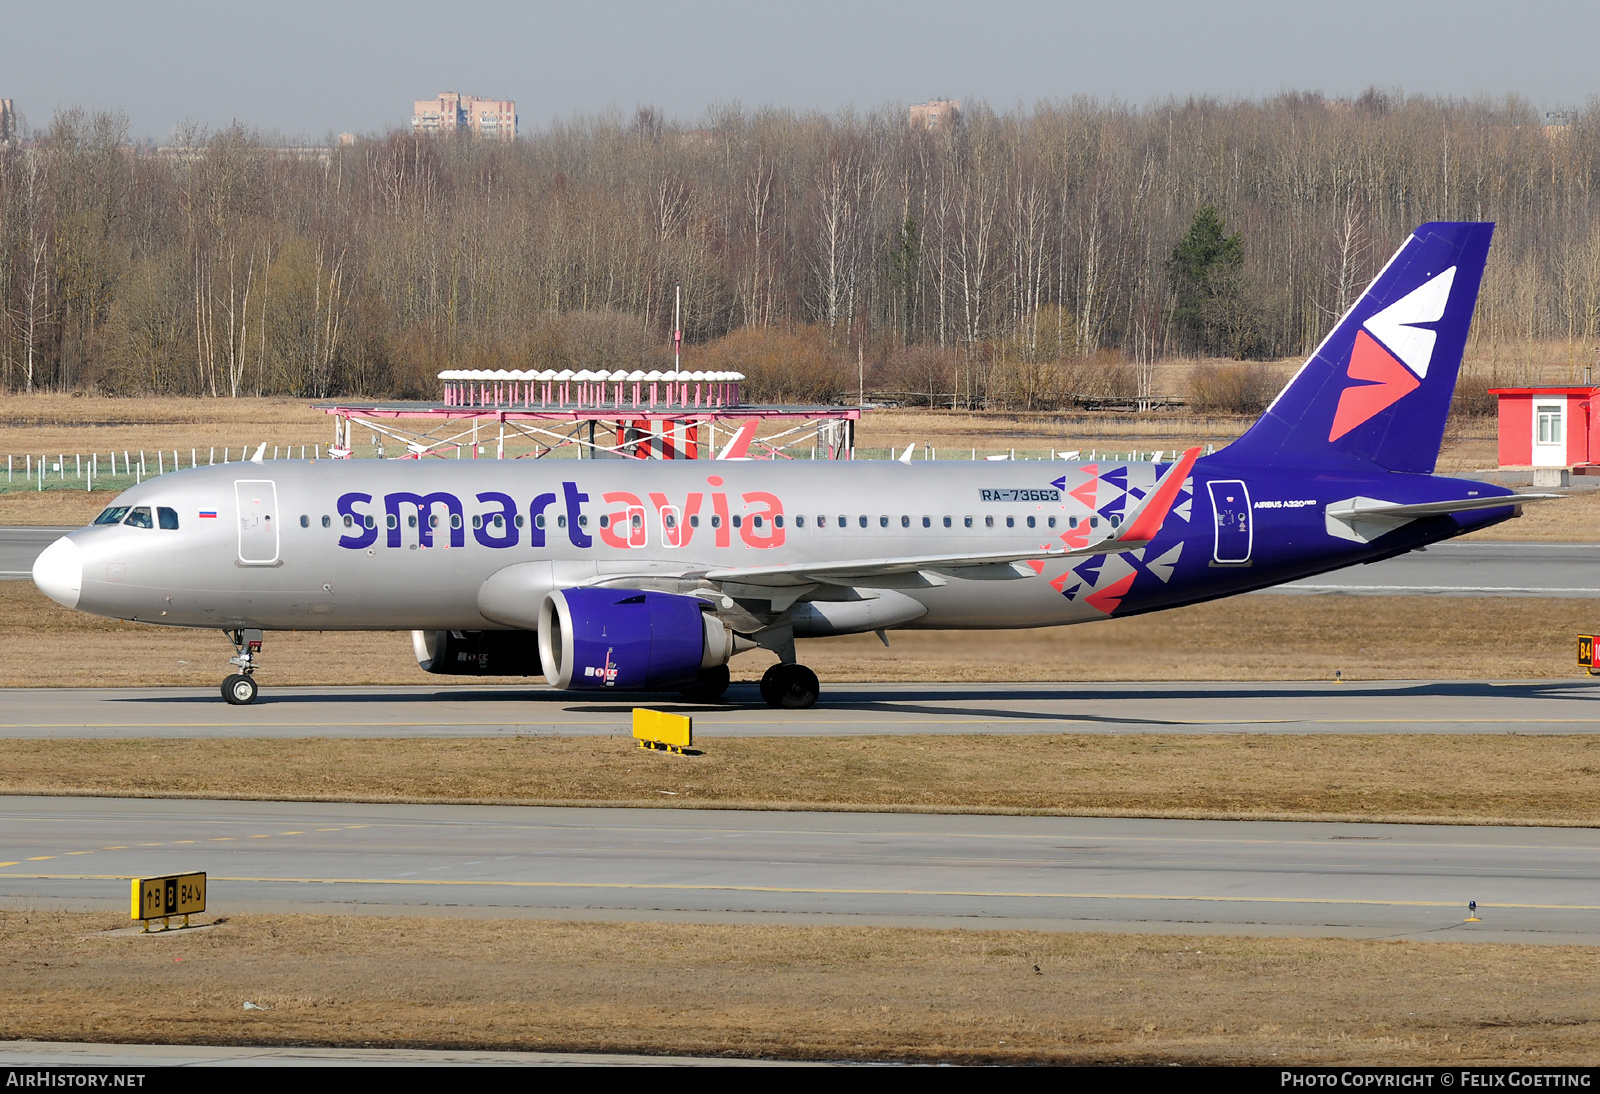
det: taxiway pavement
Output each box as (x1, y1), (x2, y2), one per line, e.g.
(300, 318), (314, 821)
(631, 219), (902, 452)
(1266, 540), (1600, 597)
(0, 526), (72, 579)
(2, 797), (1591, 943)
(3, 679), (1599, 738)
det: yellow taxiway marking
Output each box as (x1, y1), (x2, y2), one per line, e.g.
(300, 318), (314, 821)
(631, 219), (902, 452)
(0, 862), (16, 868)
(0, 872), (1588, 912)
(5, 828), (336, 865)
(209, 838), (234, 842)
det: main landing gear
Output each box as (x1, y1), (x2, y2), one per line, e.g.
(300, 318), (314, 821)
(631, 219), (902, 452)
(222, 628), (263, 705)
(760, 663), (820, 710)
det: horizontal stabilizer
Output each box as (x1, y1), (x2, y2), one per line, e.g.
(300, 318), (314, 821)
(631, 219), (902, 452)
(1324, 491), (1558, 544)
(1326, 493), (1559, 520)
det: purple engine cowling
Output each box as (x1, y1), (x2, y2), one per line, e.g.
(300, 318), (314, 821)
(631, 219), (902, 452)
(538, 588), (709, 690)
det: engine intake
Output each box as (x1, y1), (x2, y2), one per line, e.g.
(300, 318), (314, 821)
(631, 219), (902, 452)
(412, 629), (542, 676)
(538, 588), (745, 691)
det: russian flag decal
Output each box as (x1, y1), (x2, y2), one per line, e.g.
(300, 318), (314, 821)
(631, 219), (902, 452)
(199, 509), (218, 519)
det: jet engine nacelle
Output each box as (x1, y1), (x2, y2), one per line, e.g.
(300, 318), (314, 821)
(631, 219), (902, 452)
(537, 588), (749, 690)
(412, 629), (543, 676)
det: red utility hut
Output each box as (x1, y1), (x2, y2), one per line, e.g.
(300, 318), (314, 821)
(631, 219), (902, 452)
(1489, 387), (1600, 468)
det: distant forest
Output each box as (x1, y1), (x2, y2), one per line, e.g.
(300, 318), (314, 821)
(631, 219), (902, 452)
(1, 92), (1598, 408)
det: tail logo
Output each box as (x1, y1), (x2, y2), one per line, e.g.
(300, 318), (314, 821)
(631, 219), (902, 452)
(1328, 266), (1456, 442)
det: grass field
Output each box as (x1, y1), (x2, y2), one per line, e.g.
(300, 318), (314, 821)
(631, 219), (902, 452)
(4, 911), (1595, 1064)
(5, 733), (1600, 825)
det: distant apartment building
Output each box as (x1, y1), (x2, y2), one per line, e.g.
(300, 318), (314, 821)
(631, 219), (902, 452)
(0, 100), (15, 145)
(910, 98), (960, 131)
(412, 92), (517, 141)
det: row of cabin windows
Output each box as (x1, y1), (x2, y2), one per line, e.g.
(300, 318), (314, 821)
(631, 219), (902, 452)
(93, 505), (180, 530)
(794, 513), (1111, 530)
(301, 511), (1116, 533)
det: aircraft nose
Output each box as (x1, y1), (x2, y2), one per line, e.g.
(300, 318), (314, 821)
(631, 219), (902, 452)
(32, 536), (82, 609)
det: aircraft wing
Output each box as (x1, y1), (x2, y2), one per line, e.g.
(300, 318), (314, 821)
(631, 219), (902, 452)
(696, 447), (1202, 588)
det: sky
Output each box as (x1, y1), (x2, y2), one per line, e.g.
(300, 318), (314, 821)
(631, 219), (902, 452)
(2, 0), (1593, 141)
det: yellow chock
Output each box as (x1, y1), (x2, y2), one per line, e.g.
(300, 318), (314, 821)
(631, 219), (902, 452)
(633, 708), (694, 755)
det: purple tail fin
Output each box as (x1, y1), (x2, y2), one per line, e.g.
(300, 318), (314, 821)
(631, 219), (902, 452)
(1224, 222), (1494, 474)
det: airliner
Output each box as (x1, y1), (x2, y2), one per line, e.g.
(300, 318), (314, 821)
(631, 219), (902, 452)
(31, 222), (1547, 708)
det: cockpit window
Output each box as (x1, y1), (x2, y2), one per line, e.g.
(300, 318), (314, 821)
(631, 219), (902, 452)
(93, 506), (130, 525)
(157, 507), (179, 530)
(124, 506), (154, 529)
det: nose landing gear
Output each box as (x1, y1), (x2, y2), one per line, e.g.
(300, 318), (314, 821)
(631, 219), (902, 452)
(222, 629), (263, 705)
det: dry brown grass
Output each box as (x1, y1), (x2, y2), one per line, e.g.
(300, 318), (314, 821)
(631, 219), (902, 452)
(5, 733), (1600, 824)
(0, 581), (1590, 689)
(4, 910), (1596, 1064)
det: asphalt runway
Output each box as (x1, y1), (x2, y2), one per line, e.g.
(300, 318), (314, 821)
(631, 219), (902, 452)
(4, 678), (1600, 738)
(0, 1042), (798, 1067)
(1267, 540), (1600, 597)
(5, 525), (1600, 595)
(2, 797), (1593, 943)
(0, 526), (72, 579)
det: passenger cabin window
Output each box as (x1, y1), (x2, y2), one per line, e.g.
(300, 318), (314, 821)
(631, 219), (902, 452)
(943, 516), (952, 528)
(125, 507), (154, 529)
(793, 515), (803, 528)
(878, 515), (889, 528)
(922, 516), (931, 528)
(1006, 516), (1015, 528)
(158, 507), (179, 530)
(321, 515), (331, 529)
(1026, 516), (1035, 528)
(299, 514), (310, 528)
(985, 516), (994, 528)
(901, 515), (910, 528)
(94, 506), (130, 525)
